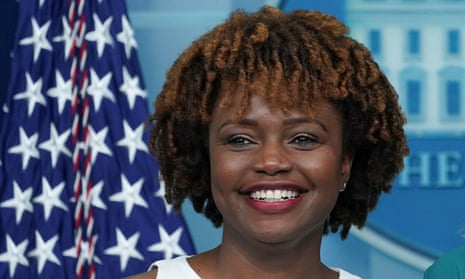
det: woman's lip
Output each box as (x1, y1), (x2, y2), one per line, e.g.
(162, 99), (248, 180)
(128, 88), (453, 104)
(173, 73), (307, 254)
(240, 182), (308, 194)
(244, 194), (305, 214)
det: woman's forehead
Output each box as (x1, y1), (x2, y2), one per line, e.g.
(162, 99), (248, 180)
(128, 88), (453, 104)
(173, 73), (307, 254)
(212, 81), (339, 122)
(215, 78), (332, 113)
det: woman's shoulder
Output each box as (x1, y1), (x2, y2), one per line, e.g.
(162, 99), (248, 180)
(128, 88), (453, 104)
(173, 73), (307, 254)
(334, 268), (363, 279)
(124, 269), (157, 279)
(154, 256), (201, 279)
(124, 256), (196, 279)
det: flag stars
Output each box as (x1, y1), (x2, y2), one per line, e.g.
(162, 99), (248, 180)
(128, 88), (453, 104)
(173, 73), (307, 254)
(0, 235), (29, 278)
(63, 237), (102, 265)
(53, 17), (75, 59)
(116, 120), (148, 164)
(109, 174), (148, 218)
(117, 15), (138, 58)
(19, 18), (52, 62)
(33, 178), (68, 221)
(47, 70), (73, 114)
(39, 124), (72, 168)
(77, 179), (107, 219)
(8, 127), (40, 170)
(148, 225), (187, 259)
(87, 69), (115, 111)
(28, 232), (60, 274)
(104, 228), (143, 271)
(85, 14), (113, 58)
(88, 126), (112, 163)
(0, 181), (33, 224)
(14, 72), (47, 117)
(119, 67), (146, 110)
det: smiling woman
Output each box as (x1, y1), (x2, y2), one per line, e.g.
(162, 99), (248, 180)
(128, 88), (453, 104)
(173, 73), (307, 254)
(126, 5), (409, 279)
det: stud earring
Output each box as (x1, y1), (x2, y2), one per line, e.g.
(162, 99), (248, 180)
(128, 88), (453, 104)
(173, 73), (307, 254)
(339, 182), (347, 192)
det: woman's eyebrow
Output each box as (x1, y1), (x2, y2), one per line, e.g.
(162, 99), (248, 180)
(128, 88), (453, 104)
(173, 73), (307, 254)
(283, 117), (328, 131)
(217, 118), (258, 132)
(218, 117), (327, 133)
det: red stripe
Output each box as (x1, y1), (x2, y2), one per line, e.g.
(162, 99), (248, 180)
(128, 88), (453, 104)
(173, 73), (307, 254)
(88, 234), (95, 250)
(73, 175), (81, 201)
(82, 101), (90, 140)
(80, 67), (88, 89)
(73, 150), (80, 171)
(83, 151), (91, 174)
(74, 208), (82, 229)
(76, 264), (84, 279)
(86, 207), (94, 228)
(88, 263), (96, 279)
(71, 62), (78, 87)
(70, 39), (76, 59)
(69, 8), (76, 28)
(79, 13), (86, 35)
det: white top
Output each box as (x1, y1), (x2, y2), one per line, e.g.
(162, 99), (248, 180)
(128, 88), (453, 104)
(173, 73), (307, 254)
(150, 256), (362, 279)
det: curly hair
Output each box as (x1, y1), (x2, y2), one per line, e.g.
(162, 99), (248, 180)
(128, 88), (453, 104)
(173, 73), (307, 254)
(148, 6), (409, 239)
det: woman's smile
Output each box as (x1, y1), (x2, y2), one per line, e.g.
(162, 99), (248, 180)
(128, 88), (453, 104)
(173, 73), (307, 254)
(242, 182), (308, 213)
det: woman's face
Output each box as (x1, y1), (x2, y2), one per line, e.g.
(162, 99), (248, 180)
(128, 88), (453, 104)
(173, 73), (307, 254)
(208, 87), (352, 247)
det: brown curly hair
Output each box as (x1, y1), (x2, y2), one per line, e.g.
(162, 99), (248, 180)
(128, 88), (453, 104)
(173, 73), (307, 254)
(148, 6), (409, 239)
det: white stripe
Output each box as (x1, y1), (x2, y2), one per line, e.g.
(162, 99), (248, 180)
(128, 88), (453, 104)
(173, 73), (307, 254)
(351, 227), (436, 270)
(78, 0), (84, 16)
(68, 1), (75, 21)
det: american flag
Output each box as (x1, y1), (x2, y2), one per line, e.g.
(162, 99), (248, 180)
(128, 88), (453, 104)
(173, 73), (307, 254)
(0, 0), (195, 278)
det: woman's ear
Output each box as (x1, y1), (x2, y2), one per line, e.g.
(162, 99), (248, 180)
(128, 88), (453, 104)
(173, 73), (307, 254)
(341, 151), (354, 184)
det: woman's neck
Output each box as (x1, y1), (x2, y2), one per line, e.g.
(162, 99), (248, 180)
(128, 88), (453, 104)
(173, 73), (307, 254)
(189, 228), (337, 279)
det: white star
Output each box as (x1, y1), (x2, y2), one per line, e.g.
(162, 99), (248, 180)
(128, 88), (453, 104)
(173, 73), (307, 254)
(8, 127), (40, 170)
(63, 237), (101, 265)
(104, 228), (143, 271)
(33, 177), (68, 221)
(0, 235), (29, 277)
(87, 69), (114, 111)
(155, 173), (173, 214)
(14, 72), (47, 116)
(119, 67), (146, 110)
(117, 15), (138, 58)
(109, 174), (147, 218)
(53, 17), (75, 59)
(88, 126), (112, 163)
(148, 225), (187, 259)
(47, 70), (73, 114)
(28, 232), (60, 274)
(3, 103), (9, 114)
(19, 18), (52, 62)
(85, 14), (113, 57)
(39, 124), (72, 167)
(77, 179), (107, 219)
(116, 120), (148, 164)
(0, 181), (33, 224)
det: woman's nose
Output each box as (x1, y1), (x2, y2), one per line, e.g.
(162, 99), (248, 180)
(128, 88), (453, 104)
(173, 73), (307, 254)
(253, 142), (292, 175)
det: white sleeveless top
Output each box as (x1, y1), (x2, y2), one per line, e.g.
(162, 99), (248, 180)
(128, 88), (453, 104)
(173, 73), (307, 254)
(150, 256), (362, 279)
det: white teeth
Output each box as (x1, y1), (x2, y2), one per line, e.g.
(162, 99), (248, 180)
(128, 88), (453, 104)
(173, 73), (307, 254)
(249, 189), (299, 202)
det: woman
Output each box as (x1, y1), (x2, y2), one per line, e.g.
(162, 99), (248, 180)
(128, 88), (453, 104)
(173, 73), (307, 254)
(128, 6), (409, 279)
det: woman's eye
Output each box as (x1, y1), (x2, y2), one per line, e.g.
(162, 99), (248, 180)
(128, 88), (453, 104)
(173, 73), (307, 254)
(226, 136), (254, 146)
(289, 134), (318, 146)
